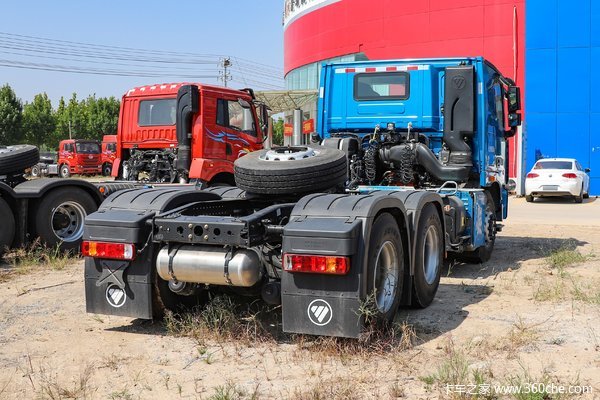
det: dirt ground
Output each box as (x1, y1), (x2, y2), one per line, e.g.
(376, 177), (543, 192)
(0, 196), (599, 399)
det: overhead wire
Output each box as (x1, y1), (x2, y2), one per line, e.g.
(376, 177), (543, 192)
(0, 31), (285, 89)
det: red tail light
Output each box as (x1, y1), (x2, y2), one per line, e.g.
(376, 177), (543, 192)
(283, 254), (350, 275)
(526, 173), (539, 178)
(82, 241), (135, 260)
(562, 173), (577, 179)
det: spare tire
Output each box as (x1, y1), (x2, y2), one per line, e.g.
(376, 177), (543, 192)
(0, 145), (40, 175)
(234, 146), (347, 195)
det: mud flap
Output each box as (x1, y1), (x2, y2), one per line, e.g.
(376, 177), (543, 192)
(281, 215), (364, 338)
(282, 294), (363, 338)
(84, 250), (154, 319)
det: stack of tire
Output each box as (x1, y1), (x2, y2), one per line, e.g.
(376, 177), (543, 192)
(233, 146), (347, 195)
(0, 145), (40, 255)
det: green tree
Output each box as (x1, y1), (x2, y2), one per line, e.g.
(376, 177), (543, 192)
(0, 84), (23, 144)
(85, 95), (120, 140)
(272, 117), (284, 146)
(52, 97), (70, 148)
(22, 93), (55, 149)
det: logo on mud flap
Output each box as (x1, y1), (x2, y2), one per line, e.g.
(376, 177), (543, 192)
(307, 299), (333, 326)
(452, 76), (466, 90)
(106, 284), (126, 308)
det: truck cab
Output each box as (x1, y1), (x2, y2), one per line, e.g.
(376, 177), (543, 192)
(318, 57), (521, 222)
(57, 139), (102, 178)
(113, 83), (268, 184)
(101, 135), (117, 176)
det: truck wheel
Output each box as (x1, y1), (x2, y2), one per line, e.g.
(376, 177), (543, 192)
(365, 213), (404, 324)
(234, 146), (347, 195)
(152, 272), (206, 318)
(0, 197), (15, 256)
(525, 195), (533, 202)
(458, 193), (496, 264)
(102, 163), (112, 177)
(0, 145), (39, 175)
(35, 187), (97, 251)
(30, 164), (41, 177)
(59, 164), (71, 178)
(411, 204), (443, 308)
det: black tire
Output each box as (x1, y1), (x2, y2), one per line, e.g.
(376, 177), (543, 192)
(525, 195), (533, 203)
(34, 187), (98, 251)
(102, 163), (112, 177)
(30, 164), (41, 177)
(457, 192), (496, 264)
(59, 164), (70, 178)
(411, 204), (443, 308)
(234, 146), (347, 195)
(152, 271), (207, 318)
(574, 186), (583, 203)
(365, 213), (404, 324)
(0, 145), (39, 175)
(583, 191), (589, 199)
(0, 197), (15, 256)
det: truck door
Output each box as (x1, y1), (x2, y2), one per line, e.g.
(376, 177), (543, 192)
(215, 98), (262, 163)
(60, 142), (74, 164)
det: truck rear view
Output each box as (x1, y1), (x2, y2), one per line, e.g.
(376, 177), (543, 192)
(83, 58), (521, 339)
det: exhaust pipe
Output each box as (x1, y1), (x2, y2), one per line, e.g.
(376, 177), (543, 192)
(414, 143), (470, 182)
(380, 143), (471, 182)
(156, 246), (262, 287)
(175, 85), (199, 183)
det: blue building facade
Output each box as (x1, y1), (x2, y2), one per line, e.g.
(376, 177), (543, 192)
(526, 0), (600, 194)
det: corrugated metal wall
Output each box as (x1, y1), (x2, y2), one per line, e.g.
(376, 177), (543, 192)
(526, 0), (600, 194)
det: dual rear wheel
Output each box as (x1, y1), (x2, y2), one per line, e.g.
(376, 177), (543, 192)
(366, 205), (443, 324)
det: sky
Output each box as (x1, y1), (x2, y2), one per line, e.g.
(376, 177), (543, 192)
(0, 0), (284, 105)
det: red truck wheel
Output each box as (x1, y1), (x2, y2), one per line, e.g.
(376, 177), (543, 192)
(102, 163), (112, 177)
(59, 165), (71, 178)
(0, 197), (15, 256)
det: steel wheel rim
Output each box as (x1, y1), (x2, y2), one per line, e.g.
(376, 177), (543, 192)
(423, 225), (440, 285)
(373, 240), (399, 313)
(51, 201), (86, 242)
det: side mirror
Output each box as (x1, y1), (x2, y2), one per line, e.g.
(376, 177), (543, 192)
(260, 104), (269, 133)
(238, 98), (251, 109)
(507, 86), (521, 112)
(585, 168), (591, 173)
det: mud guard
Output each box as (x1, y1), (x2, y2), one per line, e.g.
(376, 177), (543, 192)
(281, 190), (444, 338)
(84, 187), (220, 319)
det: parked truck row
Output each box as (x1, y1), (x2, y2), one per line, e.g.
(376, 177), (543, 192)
(83, 57), (521, 338)
(1, 83), (267, 256)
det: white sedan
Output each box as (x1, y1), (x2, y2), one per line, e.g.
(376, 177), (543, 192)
(525, 158), (590, 203)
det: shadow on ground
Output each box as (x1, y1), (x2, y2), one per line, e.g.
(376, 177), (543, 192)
(446, 235), (587, 279)
(529, 196), (597, 204)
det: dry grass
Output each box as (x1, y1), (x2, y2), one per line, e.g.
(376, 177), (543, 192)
(207, 380), (260, 400)
(290, 377), (366, 400)
(165, 294), (282, 345)
(2, 239), (78, 280)
(37, 363), (96, 400)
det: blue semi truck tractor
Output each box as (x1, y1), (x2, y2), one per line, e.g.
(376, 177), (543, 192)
(83, 57), (521, 338)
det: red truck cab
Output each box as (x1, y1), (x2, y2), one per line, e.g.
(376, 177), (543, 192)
(58, 139), (102, 178)
(113, 83), (267, 184)
(101, 135), (117, 176)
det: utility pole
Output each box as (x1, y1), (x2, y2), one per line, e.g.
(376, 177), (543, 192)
(219, 57), (232, 87)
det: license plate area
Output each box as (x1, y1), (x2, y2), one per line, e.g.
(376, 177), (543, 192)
(542, 185), (558, 191)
